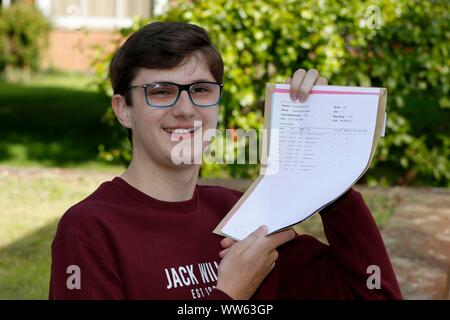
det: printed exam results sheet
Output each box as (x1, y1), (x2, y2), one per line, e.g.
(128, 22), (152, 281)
(216, 84), (384, 240)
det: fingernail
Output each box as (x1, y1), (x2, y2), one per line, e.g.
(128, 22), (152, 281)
(261, 225), (268, 232)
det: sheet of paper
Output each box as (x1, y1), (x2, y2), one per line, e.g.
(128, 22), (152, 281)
(218, 84), (383, 240)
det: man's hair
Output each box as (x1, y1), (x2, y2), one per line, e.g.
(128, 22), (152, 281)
(109, 21), (224, 144)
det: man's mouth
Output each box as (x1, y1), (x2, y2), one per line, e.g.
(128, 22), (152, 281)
(163, 127), (195, 134)
(163, 127), (198, 140)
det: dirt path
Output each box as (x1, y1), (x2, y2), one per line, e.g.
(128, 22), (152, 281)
(381, 187), (450, 299)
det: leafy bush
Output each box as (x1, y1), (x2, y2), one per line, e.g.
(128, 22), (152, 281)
(0, 4), (51, 76)
(93, 0), (449, 187)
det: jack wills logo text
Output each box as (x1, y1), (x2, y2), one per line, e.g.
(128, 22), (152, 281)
(164, 261), (219, 289)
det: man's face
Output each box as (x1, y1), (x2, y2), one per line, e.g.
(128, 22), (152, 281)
(127, 55), (219, 168)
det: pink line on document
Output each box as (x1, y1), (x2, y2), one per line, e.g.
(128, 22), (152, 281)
(273, 88), (379, 95)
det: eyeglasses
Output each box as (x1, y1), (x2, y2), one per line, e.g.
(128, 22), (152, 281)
(128, 81), (223, 108)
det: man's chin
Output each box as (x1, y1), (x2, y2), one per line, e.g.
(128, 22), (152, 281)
(171, 155), (204, 166)
(167, 141), (206, 166)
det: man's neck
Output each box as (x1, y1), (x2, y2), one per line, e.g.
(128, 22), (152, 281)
(120, 156), (200, 202)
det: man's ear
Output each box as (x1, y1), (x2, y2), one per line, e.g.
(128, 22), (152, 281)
(111, 94), (132, 129)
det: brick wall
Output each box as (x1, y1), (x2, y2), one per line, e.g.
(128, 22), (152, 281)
(41, 29), (122, 73)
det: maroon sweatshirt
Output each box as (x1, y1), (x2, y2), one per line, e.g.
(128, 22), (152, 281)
(49, 177), (402, 300)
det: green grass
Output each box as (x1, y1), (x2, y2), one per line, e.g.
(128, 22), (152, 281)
(0, 168), (120, 299)
(0, 71), (122, 168)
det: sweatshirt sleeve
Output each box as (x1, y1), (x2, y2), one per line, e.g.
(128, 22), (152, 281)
(49, 235), (125, 300)
(276, 188), (402, 299)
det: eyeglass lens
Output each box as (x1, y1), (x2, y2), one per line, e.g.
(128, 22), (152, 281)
(145, 82), (221, 107)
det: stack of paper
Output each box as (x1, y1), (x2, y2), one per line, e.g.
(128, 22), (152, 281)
(214, 84), (387, 240)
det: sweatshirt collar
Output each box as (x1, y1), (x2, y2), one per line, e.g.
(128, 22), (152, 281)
(111, 177), (198, 213)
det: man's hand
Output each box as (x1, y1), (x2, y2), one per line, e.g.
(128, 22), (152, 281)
(218, 236), (237, 258)
(215, 226), (296, 300)
(285, 68), (328, 102)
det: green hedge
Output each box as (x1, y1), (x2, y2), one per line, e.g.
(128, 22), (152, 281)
(0, 4), (51, 75)
(93, 0), (449, 187)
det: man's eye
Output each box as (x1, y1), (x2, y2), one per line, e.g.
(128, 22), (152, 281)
(192, 87), (211, 93)
(149, 90), (173, 96)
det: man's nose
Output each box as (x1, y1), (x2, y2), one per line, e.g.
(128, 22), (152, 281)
(171, 90), (196, 117)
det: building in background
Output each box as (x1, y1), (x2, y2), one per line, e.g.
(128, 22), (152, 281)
(1, 0), (167, 72)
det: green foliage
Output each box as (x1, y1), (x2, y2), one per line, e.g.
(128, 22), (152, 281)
(0, 4), (51, 73)
(93, 0), (450, 186)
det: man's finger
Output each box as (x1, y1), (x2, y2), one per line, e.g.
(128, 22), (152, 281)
(315, 77), (328, 86)
(219, 248), (230, 259)
(289, 69), (306, 101)
(235, 225), (268, 252)
(298, 69), (319, 102)
(265, 228), (296, 249)
(220, 237), (237, 249)
(270, 249), (279, 262)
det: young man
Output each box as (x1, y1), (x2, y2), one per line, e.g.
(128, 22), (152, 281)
(49, 22), (402, 300)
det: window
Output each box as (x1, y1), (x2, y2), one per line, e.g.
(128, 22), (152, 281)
(51, 0), (79, 16)
(86, 0), (115, 18)
(36, 0), (154, 30)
